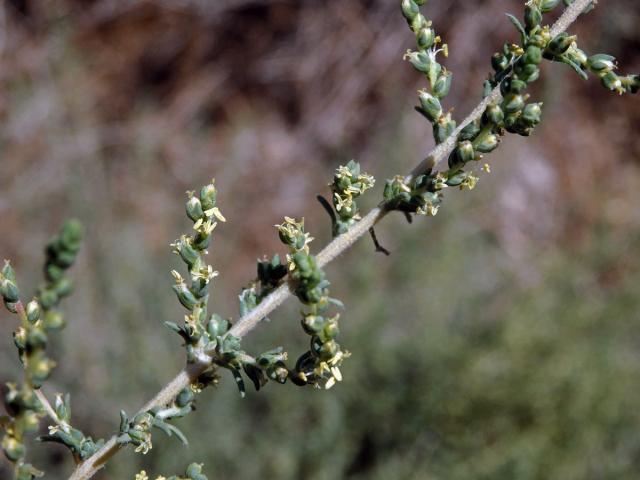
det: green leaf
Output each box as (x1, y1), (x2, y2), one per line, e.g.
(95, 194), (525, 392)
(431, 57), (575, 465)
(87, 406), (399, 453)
(505, 13), (526, 43)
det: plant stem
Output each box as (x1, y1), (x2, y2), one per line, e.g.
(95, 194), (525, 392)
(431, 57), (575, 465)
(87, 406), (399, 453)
(34, 389), (66, 428)
(68, 1), (593, 478)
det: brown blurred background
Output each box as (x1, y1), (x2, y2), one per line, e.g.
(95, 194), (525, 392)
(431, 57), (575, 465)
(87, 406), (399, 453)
(1, 0), (639, 479)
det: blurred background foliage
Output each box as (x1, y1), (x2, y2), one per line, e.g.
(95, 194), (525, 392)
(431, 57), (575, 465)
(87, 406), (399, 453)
(1, 0), (639, 478)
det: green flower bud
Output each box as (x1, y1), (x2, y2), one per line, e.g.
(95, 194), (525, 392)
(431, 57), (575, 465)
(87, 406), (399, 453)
(186, 193), (204, 222)
(176, 388), (195, 408)
(523, 45), (542, 65)
(484, 104), (504, 125)
(502, 93), (525, 113)
(0, 276), (19, 303)
(38, 288), (58, 310)
(53, 277), (74, 298)
(524, 5), (542, 32)
(601, 71), (623, 94)
(322, 317), (340, 340)
(22, 411), (41, 434)
(586, 54), (616, 74)
(310, 336), (338, 360)
(456, 141), (476, 164)
(199, 182), (218, 211)
(2, 435), (25, 462)
(26, 299), (40, 323)
(433, 114), (456, 144)
(491, 52), (510, 72)
(417, 90), (442, 122)
(173, 282), (198, 310)
(301, 314), (326, 335)
(504, 76), (528, 93)
(504, 112), (520, 132)
(52, 250), (77, 269)
(519, 64), (540, 83)
(546, 32), (575, 57)
(207, 314), (230, 338)
(410, 13), (428, 32)
(28, 354), (55, 387)
(186, 463), (205, 479)
(45, 264), (64, 282)
(540, 0), (561, 12)
(433, 70), (453, 98)
(458, 120), (481, 141)
(60, 220), (83, 252)
(401, 0), (419, 22)
(2, 260), (16, 282)
(623, 74), (639, 94)
(42, 310), (65, 330)
(26, 326), (48, 350)
(521, 102), (543, 126)
(416, 27), (436, 50)
(16, 463), (44, 480)
(474, 133), (500, 153)
(174, 238), (199, 267)
(54, 393), (71, 422)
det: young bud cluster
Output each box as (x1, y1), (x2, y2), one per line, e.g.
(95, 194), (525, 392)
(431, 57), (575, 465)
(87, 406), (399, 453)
(402, 0), (456, 146)
(328, 160), (375, 236)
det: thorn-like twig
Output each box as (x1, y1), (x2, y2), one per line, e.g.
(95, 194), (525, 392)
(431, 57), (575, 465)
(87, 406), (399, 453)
(369, 227), (391, 256)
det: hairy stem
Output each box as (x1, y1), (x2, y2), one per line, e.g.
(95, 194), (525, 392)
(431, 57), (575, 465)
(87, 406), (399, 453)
(68, 1), (593, 478)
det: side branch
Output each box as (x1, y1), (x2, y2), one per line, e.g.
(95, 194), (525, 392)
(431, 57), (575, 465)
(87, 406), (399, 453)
(68, 1), (594, 478)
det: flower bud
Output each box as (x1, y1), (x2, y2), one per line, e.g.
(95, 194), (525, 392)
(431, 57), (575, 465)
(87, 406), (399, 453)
(22, 411), (41, 433)
(176, 388), (195, 408)
(502, 93), (525, 113)
(59, 220), (83, 254)
(185, 193), (204, 222)
(456, 141), (476, 164)
(433, 114), (456, 144)
(301, 315), (326, 335)
(173, 283), (198, 310)
(546, 32), (575, 56)
(521, 102), (543, 127)
(459, 120), (480, 141)
(416, 27), (436, 50)
(433, 70), (452, 98)
(484, 104), (504, 125)
(540, 0), (560, 12)
(523, 45), (542, 65)
(474, 133), (500, 153)
(43, 310), (65, 330)
(401, 0), (419, 22)
(52, 250), (77, 269)
(199, 182), (217, 211)
(524, 5), (542, 32)
(601, 72), (623, 94)
(519, 64), (540, 83)
(2, 260), (16, 282)
(207, 314), (230, 338)
(38, 288), (59, 310)
(410, 13), (428, 32)
(2, 435), (25, 462)
(586, 54), (616, 74)
(491, 52), (510, 72)
(417, 90), (442, 122)
(0, 276), (19, 303)
(26, 299), (40, 323)
(45, 264), (64, 282)
(54, 393), (71, 422)
(54, 277), (74, 298)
